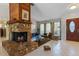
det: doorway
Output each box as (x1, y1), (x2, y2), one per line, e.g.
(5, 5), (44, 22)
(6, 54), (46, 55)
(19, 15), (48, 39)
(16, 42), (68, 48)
(66, 18), (79, 41)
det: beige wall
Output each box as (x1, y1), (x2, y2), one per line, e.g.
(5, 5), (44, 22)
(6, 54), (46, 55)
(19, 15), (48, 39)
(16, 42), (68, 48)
(0, 4), (9, 41)
(0, 20), (9, 41)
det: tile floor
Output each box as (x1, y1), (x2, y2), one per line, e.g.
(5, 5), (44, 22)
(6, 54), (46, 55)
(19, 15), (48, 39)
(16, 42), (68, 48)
(0, 38), (8, 56)
(0, 38), (79, 56)
(25, 40), (79, 56)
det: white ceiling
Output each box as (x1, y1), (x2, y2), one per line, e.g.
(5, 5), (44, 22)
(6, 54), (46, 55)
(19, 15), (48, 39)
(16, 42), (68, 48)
(31, 3), (79, 21)
(0, 3), (79, 22)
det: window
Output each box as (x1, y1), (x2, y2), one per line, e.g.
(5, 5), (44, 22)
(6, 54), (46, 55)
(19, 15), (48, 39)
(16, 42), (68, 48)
(31, 24), (36, 33)
(54, 22), (60, 36)
(46, 23), (51, 33)
(69, 21), (75, 32)
(40, 24), (44, 35)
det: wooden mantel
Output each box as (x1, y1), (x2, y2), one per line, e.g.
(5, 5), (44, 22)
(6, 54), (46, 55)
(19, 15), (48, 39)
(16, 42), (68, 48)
(7, 19), (32, 24)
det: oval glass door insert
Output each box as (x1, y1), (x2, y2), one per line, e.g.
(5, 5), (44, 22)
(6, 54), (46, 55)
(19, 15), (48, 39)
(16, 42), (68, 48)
(69, 21), (75, 32)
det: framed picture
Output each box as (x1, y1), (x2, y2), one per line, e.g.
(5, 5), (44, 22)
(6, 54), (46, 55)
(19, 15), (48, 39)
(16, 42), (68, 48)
(22, 9), (29, 20)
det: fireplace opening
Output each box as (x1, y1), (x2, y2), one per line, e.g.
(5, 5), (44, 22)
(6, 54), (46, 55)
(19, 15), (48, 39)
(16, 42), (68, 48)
(11, 32), (27, 42)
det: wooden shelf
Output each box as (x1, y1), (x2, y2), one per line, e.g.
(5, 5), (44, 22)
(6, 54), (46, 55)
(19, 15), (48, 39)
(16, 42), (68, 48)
(7, 19), (32, 24)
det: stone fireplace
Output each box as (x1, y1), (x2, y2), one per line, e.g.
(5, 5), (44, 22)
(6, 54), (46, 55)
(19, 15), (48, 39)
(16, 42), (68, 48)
(7, 20), (32, 43)
(2, 18), (38, 56)
(2, 3), (38, 56)
(7, 3), (32, 43)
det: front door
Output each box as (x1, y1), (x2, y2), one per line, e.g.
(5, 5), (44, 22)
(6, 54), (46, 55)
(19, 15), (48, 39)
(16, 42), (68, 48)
(66, 18), (79, 41)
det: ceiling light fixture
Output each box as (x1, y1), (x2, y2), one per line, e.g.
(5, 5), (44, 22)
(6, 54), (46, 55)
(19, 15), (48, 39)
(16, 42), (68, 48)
(70, 5), (77, 10)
